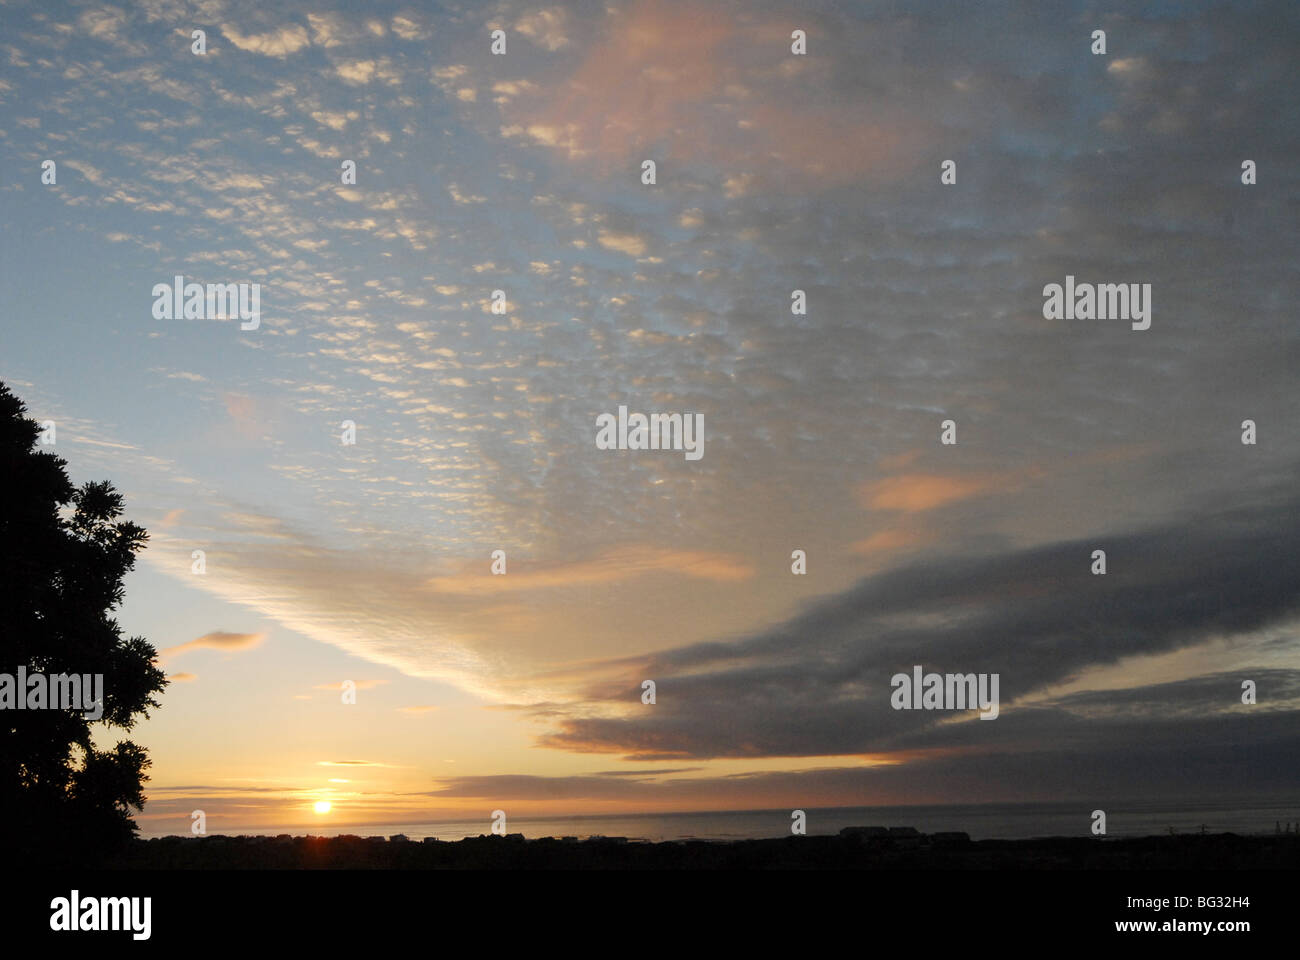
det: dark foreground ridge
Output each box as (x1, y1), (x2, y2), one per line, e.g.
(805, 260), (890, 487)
(111, 828), (1300, 870)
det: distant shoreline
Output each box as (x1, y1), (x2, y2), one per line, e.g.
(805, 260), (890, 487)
(136, 798), (1300, 843)
(104, 829), (1300, 870)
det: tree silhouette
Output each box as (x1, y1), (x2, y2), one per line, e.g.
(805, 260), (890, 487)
(0, 381), (166, 861)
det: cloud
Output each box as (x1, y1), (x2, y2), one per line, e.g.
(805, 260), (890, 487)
(427, 546), (754, 595)
(221, 23), (310, 57)
(508, 0), (932, 185)
(334, 59), (401, 85)
(596, 230), (647, 257)
(848, 527), (933, 557)
(306, 13), (376, 49)
(432, 697), (1300, 806)
(516, 8), (570, 51)
(535, 489), (1300, 761)
(159, 508), (186, 527)
(161, 632), (266, 659)
(391, 15), (428, 41)
(336, 60), (378, 83)
(77, 7), (147, 54)
(860, 473), (1000, 513)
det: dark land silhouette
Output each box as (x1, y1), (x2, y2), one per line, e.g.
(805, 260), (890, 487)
(101, 829), (1300, 870)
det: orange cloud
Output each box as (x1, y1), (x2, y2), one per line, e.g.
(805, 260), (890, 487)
(161, 631), (266, 659)
(427, 545), (754, 594)
(860, 474), (998, 513)
(510, 0), (928, 186)
(849, 527), (934, 556)
(519, 0), (729, 164)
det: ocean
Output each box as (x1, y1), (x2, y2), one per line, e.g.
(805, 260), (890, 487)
(145, 798), (1300, 842)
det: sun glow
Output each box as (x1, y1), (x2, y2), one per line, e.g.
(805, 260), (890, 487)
(313, 801), (332, 814)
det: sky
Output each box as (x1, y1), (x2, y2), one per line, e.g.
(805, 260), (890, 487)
(0, 0), (1297, 834)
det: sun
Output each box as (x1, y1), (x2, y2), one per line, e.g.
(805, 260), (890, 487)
(313, 801), (332, 814)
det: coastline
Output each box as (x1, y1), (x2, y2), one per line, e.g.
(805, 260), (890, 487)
(105, 829), (1300, 870)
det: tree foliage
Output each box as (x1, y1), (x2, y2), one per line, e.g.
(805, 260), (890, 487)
(0, 381), (166, 860)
